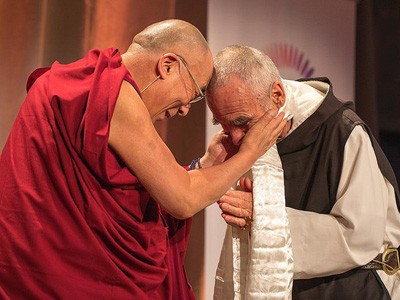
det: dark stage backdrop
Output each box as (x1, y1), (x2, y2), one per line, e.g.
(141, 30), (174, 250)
(356, 0), (400, 184)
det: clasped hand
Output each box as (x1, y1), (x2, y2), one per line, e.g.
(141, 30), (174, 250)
(218, 177), (254, 231)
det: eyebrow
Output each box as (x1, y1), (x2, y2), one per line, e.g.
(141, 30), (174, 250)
(212, 116), (252, 126)
(231, 116), (252, 126)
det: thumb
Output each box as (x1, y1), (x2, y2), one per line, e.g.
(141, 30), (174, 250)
(239, 177), (253, 192)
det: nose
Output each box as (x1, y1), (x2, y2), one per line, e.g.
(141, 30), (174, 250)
(229, 127), (246, 145)
(178, 103), (191, 117)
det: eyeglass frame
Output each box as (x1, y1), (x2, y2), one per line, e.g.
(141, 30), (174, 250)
(175, 55), (206, 104)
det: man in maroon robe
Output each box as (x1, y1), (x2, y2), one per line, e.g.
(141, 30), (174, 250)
(0, 20), (287, 299)
(0, 34), (195, 300)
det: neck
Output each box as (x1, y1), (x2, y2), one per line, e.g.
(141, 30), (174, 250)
(121, 52), (155, 95)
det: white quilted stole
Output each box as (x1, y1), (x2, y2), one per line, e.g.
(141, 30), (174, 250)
(246, 144), (294, 300)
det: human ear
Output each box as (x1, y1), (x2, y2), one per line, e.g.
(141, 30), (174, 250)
(271, 81), (286, 108)
(157, 53), (179, 79)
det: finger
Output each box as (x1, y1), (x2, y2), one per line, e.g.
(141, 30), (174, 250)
(222, 214), (247, 228)
(266, 111), (286, 131)
(244, 177), (253, 191)
(239, 177), (246, 191)
(239, 177), (253, 192)
(274, 112), (289, 134)
(246, 109), (279, 135)
(265, 106), (279, 121)
(220, 192), (253, 212)
(220, 192), (252, 210)
(251, 112), (285, 144)
(260, 109), (282, 126)
(260, 112), (288, 143)
(223, 190), (253, 203)
(219, 201), (251, 218)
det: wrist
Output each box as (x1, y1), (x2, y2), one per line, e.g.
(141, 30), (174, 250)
(235, 148), (258, 168)
(199, 155), (211, 168)
(199, 152), (218, 168)
(189, 157), (202, 170)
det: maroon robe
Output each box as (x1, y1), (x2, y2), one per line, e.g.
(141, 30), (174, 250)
(0, 48), (195, 299)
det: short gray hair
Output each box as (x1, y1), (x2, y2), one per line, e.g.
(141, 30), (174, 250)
(207, 45), (281, 105)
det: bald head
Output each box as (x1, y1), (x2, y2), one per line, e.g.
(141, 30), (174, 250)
(121, 19), (213, 122)
(129, 19), (209, 60)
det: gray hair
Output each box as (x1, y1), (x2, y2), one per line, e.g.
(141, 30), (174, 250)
(207, 45), (281, 105)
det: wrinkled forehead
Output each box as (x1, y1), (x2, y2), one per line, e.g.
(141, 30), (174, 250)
(207, 92), (255, 125)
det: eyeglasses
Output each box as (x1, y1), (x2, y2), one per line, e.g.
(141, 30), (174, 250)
(176, 55), (205, 104)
